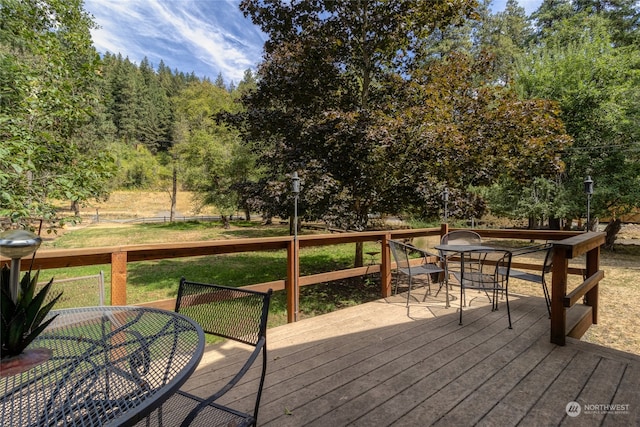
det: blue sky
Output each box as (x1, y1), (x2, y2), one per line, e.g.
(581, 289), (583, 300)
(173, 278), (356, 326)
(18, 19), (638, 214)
(85, 0), (542, 84)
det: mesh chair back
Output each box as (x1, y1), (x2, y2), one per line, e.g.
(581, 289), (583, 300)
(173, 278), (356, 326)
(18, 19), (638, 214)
(176, 279), (271, 347)
(441, 230), (482, 245)
(460, 249), (512, 290)
(388, 240), (411, 271)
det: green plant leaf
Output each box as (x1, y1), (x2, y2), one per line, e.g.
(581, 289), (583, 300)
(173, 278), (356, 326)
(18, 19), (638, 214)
(18, 314), (59, 355)
(23, 278), (55, 330)
(6, 310), (27, 356)
(31, 292), (62, 331)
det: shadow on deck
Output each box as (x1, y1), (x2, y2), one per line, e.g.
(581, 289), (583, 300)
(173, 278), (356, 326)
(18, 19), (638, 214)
(181, 288), (640, 426)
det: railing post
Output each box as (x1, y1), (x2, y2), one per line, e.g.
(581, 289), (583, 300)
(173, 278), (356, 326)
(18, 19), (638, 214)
(286, 238), (299, 322)
(585, 246), (600, 324)
(440, 223), (449, 241)
(380, 233), (392, 298)
(550, 245), (569, 345)
(111, 251), (127, 305)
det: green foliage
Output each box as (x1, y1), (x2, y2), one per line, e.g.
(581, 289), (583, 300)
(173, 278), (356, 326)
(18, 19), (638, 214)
(172, 79), (257, 219)
(383, 51), (570, 220)
(236, 0), (480, 230)
(0, 0), (114, 225)
(516, 13), (640, 225)
(481, 176), (573, 226)
(475, 0), (533, 83)
(0, 265), (62, 357)
(109, 143), (168, 189)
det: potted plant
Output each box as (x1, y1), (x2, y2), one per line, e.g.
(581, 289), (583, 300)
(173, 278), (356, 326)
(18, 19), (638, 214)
(0, 264), (62, 376)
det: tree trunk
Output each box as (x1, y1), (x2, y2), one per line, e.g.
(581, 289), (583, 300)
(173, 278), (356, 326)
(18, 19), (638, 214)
(70, 200), (80, 216)
(355, 242), (364, 268)
(244, 207), (250, 221)
(549, 217), (561, 230)
(170, 164), (177, 222)
(604, 218), (621, 249)
(221, 215), (230, 229)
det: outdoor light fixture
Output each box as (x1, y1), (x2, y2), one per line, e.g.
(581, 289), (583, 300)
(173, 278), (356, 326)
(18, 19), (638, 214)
(584, 176), (594, 231)
(291, 171), (301, 321)
(292, 171), (300, 195)
(442, 187), (450, 223)
(0, 229), (42, 303)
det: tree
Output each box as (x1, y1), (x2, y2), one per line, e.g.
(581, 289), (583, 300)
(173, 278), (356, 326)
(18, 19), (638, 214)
(572, 0), (640, 46)
(516, 13), (640, 243)
(173, 80), (253, 227)
(0, 0), (114, 225)
(236, 0), (574, 266)
(380, 52), (570, 221)
(237, 0), (478, 232)
(475, 0), (533, 83)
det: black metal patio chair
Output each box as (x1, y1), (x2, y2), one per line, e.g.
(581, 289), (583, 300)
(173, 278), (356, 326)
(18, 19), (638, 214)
(137, 278), (272, 427)
(507, 243), (554, 316)
(388, 239), (445, 305)
(438, 230), (483, 299)
(458, 249), (513, 329)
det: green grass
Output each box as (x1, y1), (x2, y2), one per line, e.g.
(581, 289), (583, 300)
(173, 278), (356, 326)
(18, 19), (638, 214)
(40, 220), (384, 327)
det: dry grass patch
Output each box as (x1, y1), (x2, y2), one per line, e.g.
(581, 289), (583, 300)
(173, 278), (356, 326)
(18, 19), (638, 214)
(422, 234), (640, 356)
(80, 191), (216, 219)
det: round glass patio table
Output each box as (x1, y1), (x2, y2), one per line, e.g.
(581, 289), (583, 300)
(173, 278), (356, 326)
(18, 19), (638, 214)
(0, 306), (205, 427)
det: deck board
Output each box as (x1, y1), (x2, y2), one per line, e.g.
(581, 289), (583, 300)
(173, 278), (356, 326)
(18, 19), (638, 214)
(180, 289), (640, 426)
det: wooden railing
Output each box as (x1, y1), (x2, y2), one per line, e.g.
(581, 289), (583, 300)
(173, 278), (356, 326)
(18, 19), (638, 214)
(549, 231), (606, 345)
(3, 225), (601, 344)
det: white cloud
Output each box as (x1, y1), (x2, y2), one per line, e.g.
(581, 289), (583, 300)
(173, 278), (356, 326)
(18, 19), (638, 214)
(84, 0), (266, 83)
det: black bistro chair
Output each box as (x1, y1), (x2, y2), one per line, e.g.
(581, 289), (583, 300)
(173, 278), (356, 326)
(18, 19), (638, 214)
(388, 239), (445, 305)
(138, 278), (272, 427)
(458, 249), (513, 329)
(508, 243), (554, 316)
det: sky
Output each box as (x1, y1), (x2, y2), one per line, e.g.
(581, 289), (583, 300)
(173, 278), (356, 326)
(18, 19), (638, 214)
(84, 0), (543, 85)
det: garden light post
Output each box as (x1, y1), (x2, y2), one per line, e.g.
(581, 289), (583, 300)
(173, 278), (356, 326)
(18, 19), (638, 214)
(584, 176), (594, 231)
(0, 229), (42, 304)
(442, 187), (449, 223)
(292, 171), (300, 321)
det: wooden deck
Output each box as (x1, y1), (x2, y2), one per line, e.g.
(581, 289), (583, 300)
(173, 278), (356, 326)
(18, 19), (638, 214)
(181, 288), (640, 426)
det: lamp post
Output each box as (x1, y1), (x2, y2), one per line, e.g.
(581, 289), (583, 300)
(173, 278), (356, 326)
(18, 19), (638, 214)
(0, 229), (42, 303)
(291, 172), (300, 321)
(584, 176), (594, 231)
(442, 187), (449, 223)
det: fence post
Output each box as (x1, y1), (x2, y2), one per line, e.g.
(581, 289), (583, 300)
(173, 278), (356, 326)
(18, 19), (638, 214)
(440, 223), (449, 241)
(585, 246), (600, 324)
(380, 233), (392, 298)
(550, 245), (569, 345)
(111, 251), (127, 305)
(286, 238), (298, 322)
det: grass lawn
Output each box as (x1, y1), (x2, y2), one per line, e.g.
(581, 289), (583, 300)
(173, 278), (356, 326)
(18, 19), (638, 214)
(40, 219), (384, 329)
